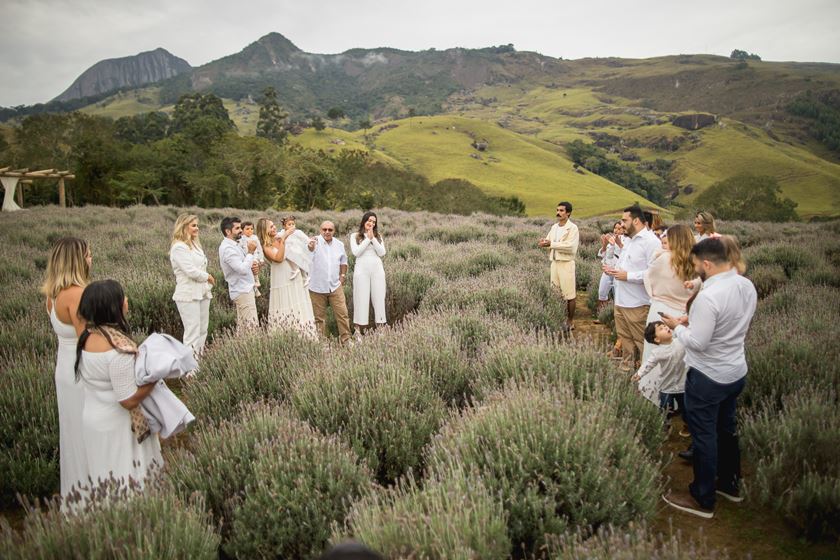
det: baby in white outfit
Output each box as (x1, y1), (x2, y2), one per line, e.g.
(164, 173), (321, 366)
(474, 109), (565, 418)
(277, 216), (313, 286)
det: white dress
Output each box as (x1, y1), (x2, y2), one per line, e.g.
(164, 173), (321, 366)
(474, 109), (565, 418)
(49, 306), (89, 497)
(79, 350), (162, 489)
(268, 259), (316, 337)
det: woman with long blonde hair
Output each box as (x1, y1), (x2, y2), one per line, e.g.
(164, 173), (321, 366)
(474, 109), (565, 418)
(694, 211), (720, 241)
(637, 224), (699, 403)
(169, 214), (214, 357)
(258, 217), (316, 336)
(42, 236), (92, 501)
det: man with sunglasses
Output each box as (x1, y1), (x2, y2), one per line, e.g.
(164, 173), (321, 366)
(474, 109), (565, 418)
(307, 221), (352, 344)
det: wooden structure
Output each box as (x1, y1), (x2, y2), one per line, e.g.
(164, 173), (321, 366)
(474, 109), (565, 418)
(0, 167), (75, 211)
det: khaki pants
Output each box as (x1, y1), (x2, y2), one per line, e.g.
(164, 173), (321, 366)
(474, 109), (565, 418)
(309, 287), (352, 344)
(233, 291), (258, 333)
(550, 260), (576, 300)
(614, 304), (649, 365)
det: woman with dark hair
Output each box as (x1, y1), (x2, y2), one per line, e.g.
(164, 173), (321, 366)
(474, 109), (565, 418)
(42, 237), (92, 500)
(75, 280), (162, 492)
(350, 211), (387, 336)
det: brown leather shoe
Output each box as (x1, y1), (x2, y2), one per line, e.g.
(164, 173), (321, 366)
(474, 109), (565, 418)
(662, 491), (714, 519)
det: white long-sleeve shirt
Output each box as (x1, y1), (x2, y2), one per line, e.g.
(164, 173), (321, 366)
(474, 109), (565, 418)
(636, 339), (687, 394)
(674, 269), (757, 384)
(614, 228), (661, 308)
(218, 237), (255, 301)
(350, 234), (386, 261)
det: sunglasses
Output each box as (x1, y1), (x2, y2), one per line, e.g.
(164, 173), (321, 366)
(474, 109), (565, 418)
(321, 228), (334, 232)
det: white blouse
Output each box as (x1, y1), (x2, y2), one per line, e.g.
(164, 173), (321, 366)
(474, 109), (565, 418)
(170, 241), (212, 302)
(350, 234), (386, 260)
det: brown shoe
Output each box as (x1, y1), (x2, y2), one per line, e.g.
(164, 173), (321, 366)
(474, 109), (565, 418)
(662, 491), (714, 519)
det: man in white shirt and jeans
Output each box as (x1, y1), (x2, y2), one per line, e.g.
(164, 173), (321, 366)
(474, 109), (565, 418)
(218, 216), (259, 332)
(605, 204), (661, 369)
(661, 237), (757, 519)
(308, 220), (352, 344)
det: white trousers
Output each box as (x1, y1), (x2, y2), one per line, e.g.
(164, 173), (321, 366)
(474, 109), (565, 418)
(176, 298), (210, 356)
(353, 258), (387, 326)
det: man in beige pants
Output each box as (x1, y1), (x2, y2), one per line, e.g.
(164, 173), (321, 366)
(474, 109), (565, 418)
(538, 201), (579, 331)
(218, 216), (260, 332)
(307, 221), (352, 344)
(605, 205), (662, 369)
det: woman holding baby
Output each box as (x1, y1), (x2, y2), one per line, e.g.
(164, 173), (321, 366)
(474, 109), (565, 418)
(256, 216), (316, 337)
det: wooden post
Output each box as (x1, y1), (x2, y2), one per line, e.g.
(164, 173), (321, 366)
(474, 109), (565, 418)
(58, 177), (66, 208)
(16, 182), (22, 207)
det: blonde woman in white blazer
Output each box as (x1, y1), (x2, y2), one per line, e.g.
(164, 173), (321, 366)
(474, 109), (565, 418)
(169, 214), (214, 357)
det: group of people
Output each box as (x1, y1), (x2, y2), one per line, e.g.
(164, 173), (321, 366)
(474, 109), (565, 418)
(540, 203), (757, 519)
(171, 211), (389, 354)
(42, 211), (390, 506)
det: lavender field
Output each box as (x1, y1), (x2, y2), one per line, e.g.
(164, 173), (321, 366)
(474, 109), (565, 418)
(0, 206), (838, 559)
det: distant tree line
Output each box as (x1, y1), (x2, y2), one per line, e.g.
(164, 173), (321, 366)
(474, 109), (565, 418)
(787, 90), (840, 153)
(565, 140), (668, 205)
(694, 174), (798, 222)
(0, 91), (524, 216)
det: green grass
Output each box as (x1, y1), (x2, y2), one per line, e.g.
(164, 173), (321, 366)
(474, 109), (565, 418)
(364, 115), (662, 217)
(79, 87), (164, 119)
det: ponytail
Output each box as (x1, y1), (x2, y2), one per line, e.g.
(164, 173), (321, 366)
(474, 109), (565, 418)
(75, 329), (91, 382)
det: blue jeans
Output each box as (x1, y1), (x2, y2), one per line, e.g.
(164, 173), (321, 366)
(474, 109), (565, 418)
(659, 392), (685, 415)
(684, 367), (745, 509)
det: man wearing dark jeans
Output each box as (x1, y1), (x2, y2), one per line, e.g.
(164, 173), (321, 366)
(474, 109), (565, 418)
(661, 237), (757, 518)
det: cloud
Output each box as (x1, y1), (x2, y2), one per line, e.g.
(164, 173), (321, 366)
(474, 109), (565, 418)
(1, 0), (838, 106)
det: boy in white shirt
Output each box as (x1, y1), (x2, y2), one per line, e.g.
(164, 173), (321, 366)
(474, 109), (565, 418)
(632, 320), (687, 416)
(239, 222), (264, 296)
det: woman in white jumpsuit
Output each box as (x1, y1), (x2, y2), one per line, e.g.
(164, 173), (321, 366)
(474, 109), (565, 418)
(350, 211), (387, 333)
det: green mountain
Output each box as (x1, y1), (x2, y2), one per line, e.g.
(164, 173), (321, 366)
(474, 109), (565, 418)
(9, 32), (840, 218)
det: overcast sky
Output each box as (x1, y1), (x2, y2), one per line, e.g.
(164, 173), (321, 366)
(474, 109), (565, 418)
(2, 0), (839, 106)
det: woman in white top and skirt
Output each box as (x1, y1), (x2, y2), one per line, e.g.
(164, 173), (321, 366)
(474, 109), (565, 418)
(169, 214), (214, 357)
(639, 224), (699, 402)
(42, 237), (92, 502)
(75, 280), (162, 495)
(350, 212), (387, 335)
(257, 217), (316, 337)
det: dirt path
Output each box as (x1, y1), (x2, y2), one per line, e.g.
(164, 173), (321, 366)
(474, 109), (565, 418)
(572, 292), (839, 560)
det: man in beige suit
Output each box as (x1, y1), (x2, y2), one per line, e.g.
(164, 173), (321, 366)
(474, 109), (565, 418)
(538, 201), (579, 330)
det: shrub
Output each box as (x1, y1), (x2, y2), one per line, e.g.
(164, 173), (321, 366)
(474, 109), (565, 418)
(418, 226), (490, 244)
(166, 402), (295, 538)
(747, 263), (787, 298)
(474, 337), (663, 455)
(336, 469), (510, 559)
(182, 329), (321, 423)
(426, 384), (661, 553)
(744, 285), (840, 410)
(291, 348), (447, 483)
(549, 523), (729, 559)
(742, 389), (840, 540)
(746, 243), (818, 278)
(0, 488), (220, 560)
(0, 354), (59, 507)
(384, 265), (437, 322)
(225, 416), (372, 559)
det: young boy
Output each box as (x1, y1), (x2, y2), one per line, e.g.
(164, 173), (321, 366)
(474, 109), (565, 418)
(239, 221), (264, 296)
(632, 321), (687, 416)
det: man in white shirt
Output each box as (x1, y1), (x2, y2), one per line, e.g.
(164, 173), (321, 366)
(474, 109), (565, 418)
(605, 205), (661, 369)
(307, 220), (352, 344)
(538, 201), (579, 330)
(218, 216), (259, 332)
(660, 237), (757, 519)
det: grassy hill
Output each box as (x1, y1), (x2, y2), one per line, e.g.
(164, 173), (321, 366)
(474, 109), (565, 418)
(296, 116), (662, 217)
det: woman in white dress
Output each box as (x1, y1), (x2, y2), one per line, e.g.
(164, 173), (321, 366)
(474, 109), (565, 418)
(256, 218), (316, 337)
(350, 212), (387, 336)
(169, 213), (214, 357)
(75, 280), (162, 492)
(42, 237), (92, 500)
(639, 224), (698, 402)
